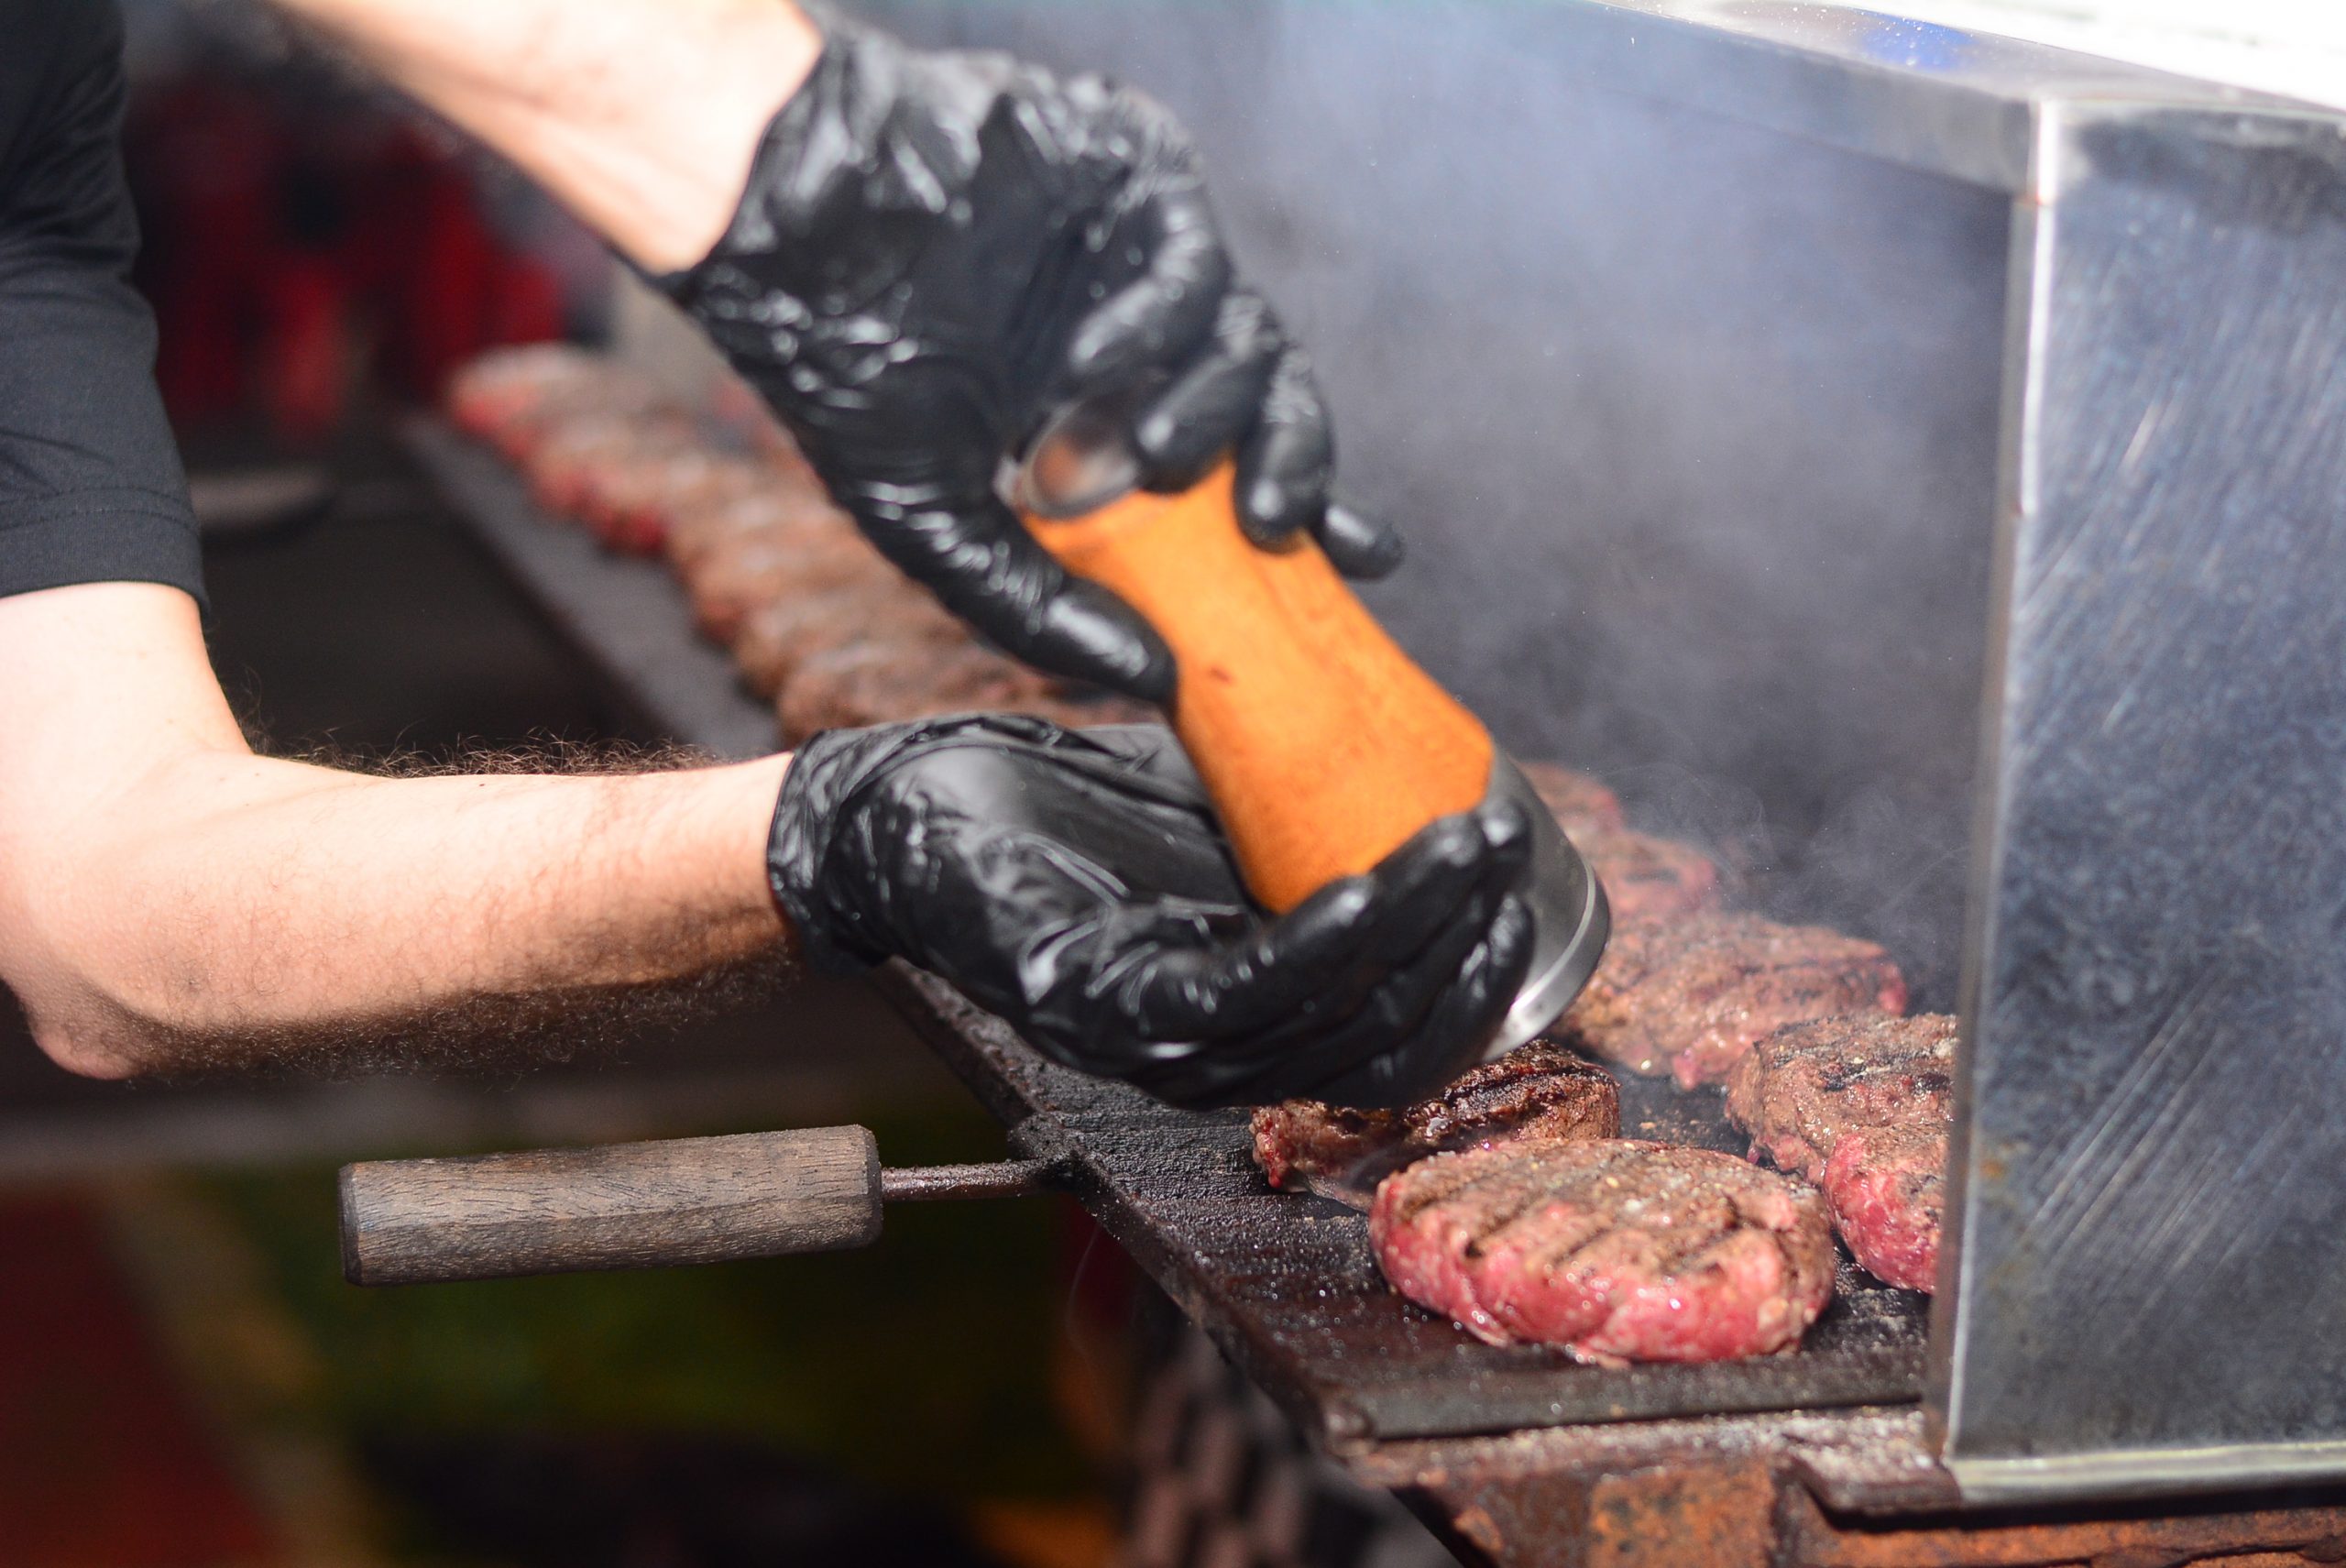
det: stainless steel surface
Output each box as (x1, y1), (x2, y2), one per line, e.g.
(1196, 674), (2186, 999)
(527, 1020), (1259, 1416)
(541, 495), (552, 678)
(877, 1157), (1057, 1203)
(1484, 754), (1610, 1056)
(1933, 101), (2346, 1498)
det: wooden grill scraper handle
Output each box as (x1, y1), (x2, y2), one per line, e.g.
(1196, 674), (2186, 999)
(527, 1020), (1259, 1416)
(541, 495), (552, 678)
(338, 1126), (1056, 1286)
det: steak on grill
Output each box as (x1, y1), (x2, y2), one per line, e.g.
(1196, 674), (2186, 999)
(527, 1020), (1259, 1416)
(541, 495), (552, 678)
(1369, 1139), (1834, 1363)
(1723, 1013), (1957, 1182)
(1252, 1042), (1620, 1207)
(1822, 1124), (1946, 1293)
(1561, 912), (1907, 1089)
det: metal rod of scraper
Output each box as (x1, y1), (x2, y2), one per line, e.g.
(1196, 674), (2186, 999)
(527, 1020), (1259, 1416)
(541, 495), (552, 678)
(336, 1125), (1061, 1286)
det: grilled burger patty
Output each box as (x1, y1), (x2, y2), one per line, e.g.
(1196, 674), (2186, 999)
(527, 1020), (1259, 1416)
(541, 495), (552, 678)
(1518, 762), (1628, 839)
(1561, 912), (1908, 1089)
(1252, 1042), (1621, 1200)
(1723, 1013), (1956, 1182)
(1822, 1124), (1946, 1293)
(1369, 1139), (1834, 1364)
(1579, 828), (1724, 925)
(1724, 1013), (1956, 1292)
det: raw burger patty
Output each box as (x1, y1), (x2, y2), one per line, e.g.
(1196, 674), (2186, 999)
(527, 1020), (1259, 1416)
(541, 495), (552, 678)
(1724, 1013), (1957, 1182)
(1561, 912), (1907, 1089)
(1823, 1124), (1946, 1293)
(1369, 1139), (1834, 1364)
(1252, 1042), (1620, 1200)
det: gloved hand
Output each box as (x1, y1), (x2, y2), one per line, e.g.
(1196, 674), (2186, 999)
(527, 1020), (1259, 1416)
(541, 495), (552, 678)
(768, 715), (1533, 1109)
(659, 16), (1400, 704)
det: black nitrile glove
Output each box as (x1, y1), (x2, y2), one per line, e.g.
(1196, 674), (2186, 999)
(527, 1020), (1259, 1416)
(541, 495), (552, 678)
(769, 715), (1534, 1109)
(661, 16), (1401, 704)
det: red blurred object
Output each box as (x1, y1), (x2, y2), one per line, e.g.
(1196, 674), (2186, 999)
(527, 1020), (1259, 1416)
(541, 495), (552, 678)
(259, 252), (350, 440)
(0, 1196), (275, 1567)
(128, 77), (580, 443)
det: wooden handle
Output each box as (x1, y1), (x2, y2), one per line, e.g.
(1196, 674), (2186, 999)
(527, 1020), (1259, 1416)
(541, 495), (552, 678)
(338, 1126), (882, 1286)
(1028, 464), (1494, 911)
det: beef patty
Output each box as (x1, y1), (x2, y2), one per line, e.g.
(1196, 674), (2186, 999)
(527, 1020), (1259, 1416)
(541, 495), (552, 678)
(1580, 828), (1724, 925)
(1724, 1013), (1957, 1183)
(1823, 1124), (1946, 1294)
(1252, 1042), (1620, 1206)
(733, 586), (962, 698)
(1561, 912), (1907, 1089)
(1518, 762), (1628, 839)
(1369, 1139), (1834, 1364)
(777, 639), (1050, 740)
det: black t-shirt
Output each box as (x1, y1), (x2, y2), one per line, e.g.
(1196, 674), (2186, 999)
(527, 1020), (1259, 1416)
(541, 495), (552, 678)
(0, 0), (202, 605)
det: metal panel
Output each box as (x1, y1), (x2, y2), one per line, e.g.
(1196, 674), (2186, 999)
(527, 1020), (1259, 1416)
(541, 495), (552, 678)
(1937, 102), (2346, 1498)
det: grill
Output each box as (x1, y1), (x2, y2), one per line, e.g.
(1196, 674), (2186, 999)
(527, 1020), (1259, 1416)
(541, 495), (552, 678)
(403, 2), (2346, 1555)
(411, 422), (2346, 1564)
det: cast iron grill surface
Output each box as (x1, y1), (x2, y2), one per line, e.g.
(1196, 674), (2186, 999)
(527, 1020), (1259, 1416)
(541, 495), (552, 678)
(877, 968), (1926, 1446)
(405, 416), (1929, 1443)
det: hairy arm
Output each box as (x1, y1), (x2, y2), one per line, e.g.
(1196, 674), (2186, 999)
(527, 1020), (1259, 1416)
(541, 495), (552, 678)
(270, 0), (820, 270)
(0, 584), (791, 1079)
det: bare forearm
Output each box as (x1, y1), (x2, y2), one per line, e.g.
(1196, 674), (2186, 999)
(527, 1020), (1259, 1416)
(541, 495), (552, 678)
(0, 585), (794, 1079)
(10, 750), (789, 1076)
(270, 0), (818, 269)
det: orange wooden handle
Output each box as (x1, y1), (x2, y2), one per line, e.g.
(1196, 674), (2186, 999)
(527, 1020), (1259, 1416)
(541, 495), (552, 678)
(1026, 463), (1494, 912)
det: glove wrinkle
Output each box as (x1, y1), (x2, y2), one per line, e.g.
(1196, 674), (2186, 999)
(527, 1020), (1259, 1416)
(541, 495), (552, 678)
(664, 17), (1381, 698)
(765, 715), (1531, 1109)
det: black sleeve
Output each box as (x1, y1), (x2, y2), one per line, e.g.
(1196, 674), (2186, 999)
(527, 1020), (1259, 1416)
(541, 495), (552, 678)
(0, 1), (203, 607)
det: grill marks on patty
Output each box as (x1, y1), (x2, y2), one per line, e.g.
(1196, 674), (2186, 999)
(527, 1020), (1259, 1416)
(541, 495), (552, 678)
(1520, 762), (1722, 923)
(1247, 754), (1939, 1343)
(1578, 829), (1724, 924)
(1251, 1044), (1620, 1206)
(1726, 1013), (1956, 1293)
(1370, 1141), (1835, 1364)
(1724, 1013), (1956, 1182)
(1561, 912), (1909, 1089)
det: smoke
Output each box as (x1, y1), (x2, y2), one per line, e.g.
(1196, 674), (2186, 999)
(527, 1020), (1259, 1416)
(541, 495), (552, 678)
(871, 0), (2013, 1005)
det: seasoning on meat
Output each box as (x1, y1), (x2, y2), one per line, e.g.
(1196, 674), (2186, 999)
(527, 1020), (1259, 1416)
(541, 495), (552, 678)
(1822, 1124), (1946, 1293)
(1723, 1013), (1955, 1292)
(1723, 1013), (1957, 1182)
(1560, 911), (1907, 1089)
(1369, 1139), (1834, 1364)
(1251, 1042), (1620, 1206)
